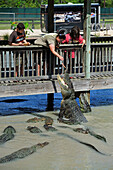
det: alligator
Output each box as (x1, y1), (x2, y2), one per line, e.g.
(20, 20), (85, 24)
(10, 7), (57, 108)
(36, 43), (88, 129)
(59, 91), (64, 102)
(43, 117), (57, 131)
(57, 71), (88, 124)
(0, 142), (49, 163)
(26, 117), (46, 123)
(0, 126), (16, 145)
(27, 126), (42, 133)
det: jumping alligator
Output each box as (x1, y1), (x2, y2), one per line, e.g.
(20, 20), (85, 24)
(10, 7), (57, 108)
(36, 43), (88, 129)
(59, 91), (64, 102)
(57, 71), (88, 124)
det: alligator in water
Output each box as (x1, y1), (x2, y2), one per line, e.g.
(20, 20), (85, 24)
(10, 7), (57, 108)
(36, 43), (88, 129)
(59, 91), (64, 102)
(57, 71), (88, 124)
(0, 142), (49, 163)
(0, 126), (16, 145)
(27, 126), (42, 133)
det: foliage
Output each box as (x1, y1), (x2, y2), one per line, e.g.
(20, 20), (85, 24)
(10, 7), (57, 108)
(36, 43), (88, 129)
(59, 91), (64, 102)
(0, 0), (41, 8)
(10, 21), (34, 36)
(24, 22), (34, 35)
(41, 0), (113, 8)
(101, 0), (113, 7)
(10, 21), (18, 30)
(3, 34), (9, 40)
(0, 0), (113, 8)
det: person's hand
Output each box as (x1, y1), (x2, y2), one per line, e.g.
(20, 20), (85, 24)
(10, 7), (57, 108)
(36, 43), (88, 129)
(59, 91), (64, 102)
(18, 42), (24, 46)
(59, 56), (64, 61)
(27, 42), (31, 45)
(62, 63), (66, 68)
(81, 40), (85, 48)
(81, 43), (84, 48)
(23, 42), (31, 46)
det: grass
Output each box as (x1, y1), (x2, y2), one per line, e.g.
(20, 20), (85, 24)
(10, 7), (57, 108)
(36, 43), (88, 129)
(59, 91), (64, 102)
(100, 18), (113, 24)
(0, 21), (40, 30)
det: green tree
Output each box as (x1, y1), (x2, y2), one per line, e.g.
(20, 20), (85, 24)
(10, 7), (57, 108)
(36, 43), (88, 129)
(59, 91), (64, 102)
(0, 0), (40, 7)
(101, 0), (113, 7)
(0, 0), (113, 8)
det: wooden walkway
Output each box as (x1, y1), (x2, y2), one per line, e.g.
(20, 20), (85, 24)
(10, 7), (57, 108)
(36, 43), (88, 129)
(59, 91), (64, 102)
(0, 42), (113, 97)
(0, 72), (113, 97)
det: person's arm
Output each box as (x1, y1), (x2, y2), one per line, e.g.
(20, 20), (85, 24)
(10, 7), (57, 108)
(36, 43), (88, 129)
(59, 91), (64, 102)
(9, 42), (24, 46)
(62, 34), (70, 44)
(79, 35), (85, 48)
(82, 39), (85, 48)
(22, 40), (31, 45)
(8, 31), (24, 46)
(49, 44), (64, 61)
(22, 32), (30, 45)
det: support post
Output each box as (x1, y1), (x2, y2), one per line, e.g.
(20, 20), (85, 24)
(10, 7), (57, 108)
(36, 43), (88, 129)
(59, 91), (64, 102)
(48, 0), (54, 33)
(46, 93), (54, 111)
(84, 0), (91, 79)
(47, 0), (54, 110)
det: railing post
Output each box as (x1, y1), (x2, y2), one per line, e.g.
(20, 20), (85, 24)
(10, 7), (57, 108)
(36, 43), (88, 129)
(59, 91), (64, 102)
(84, 0), (91, 79)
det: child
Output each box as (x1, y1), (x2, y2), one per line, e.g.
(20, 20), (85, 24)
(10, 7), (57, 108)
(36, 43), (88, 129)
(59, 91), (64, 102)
(8, 23), (30, 76)
(62, 25), (85, 48)
(62, 26), (85, 72)
(8, 23), (30, 46)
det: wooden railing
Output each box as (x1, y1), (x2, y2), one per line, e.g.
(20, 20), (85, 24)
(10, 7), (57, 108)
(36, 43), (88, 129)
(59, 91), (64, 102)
(0, 43), (113, 80)
(1, 36), (113, 45)
(91, 36), (113, 43)
(90, 43), (113, 73)
(0, 45), (84, 79)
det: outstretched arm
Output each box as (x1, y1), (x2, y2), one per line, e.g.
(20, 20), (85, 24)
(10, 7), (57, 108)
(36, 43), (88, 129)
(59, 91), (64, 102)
(82, 39), (85, 48)
(49, 44), (64, 61)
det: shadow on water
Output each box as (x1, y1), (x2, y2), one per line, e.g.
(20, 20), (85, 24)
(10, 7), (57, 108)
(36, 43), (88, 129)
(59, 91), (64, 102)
(0, 93), (62, 116)
(0, 89), (113, 116)
(0, 99), (28, 103)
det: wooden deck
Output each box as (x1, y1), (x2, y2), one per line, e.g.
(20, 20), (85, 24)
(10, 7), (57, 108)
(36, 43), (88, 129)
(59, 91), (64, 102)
(0, 43), (113, 97)
(0, 72), (113, 97)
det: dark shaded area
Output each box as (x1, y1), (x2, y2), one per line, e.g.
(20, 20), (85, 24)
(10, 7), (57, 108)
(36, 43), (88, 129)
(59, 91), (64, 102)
(0, 99), (28, 103)
(0, 39), (36, 46)
(0, 107), (41, 116)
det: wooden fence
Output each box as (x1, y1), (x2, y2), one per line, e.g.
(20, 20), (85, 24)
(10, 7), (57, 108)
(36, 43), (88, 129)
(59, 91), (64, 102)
(0, 43), (113, 80)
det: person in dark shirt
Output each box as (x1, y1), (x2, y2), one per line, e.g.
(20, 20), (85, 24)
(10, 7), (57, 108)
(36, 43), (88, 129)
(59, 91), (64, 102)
(8, 23), (30, 76)
(8, 23), (30, 46)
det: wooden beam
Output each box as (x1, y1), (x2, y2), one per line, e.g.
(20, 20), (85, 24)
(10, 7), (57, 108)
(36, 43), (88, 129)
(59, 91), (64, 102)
(48, 0), (54, 33)
(1, 76), (113, 97)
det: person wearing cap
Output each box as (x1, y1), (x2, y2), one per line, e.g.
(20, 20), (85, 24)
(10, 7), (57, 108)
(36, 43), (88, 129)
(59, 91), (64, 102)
(34, 31), (66, 61)
(34, 31), (66, 75)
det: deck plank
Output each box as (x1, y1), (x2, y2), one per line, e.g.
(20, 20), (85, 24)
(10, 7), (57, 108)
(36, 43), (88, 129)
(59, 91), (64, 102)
(0, 72), (113, 97)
